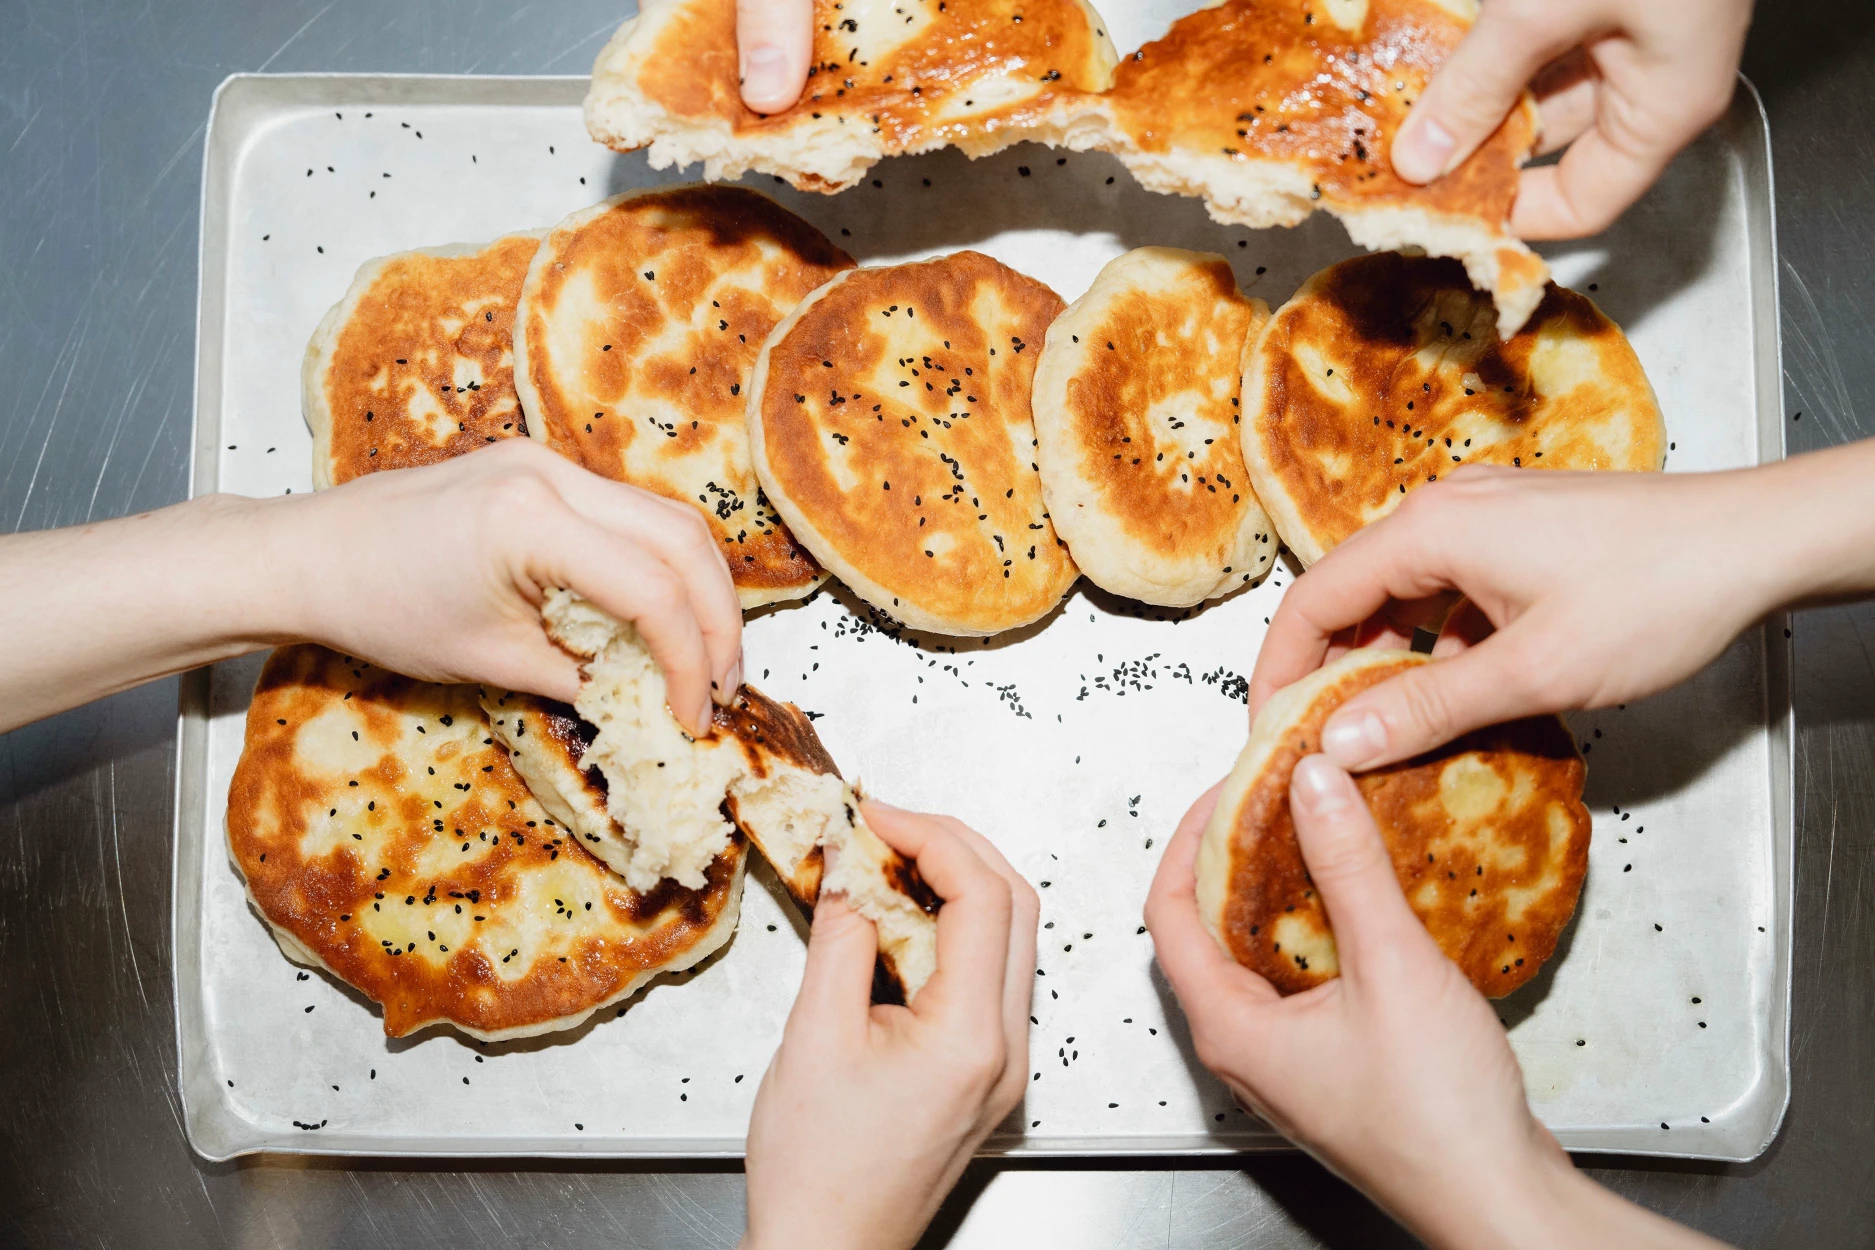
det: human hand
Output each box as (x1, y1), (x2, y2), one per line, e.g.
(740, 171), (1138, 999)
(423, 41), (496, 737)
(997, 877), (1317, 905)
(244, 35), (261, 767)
(267, 438), (741, 736)
(742, 802), (1039, 1250)
(1391, 0), (1753, 238)
(738, 0), (814, 114)
(1146, 766), (1723, 1250)
(1248, 463), (1806, 772)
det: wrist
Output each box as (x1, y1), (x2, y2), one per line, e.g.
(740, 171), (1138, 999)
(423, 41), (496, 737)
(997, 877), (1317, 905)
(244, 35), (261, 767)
(1743, 440), (1875, 610)
(1364, 1123), (1585, 1250)
(185, 491), (326, 649)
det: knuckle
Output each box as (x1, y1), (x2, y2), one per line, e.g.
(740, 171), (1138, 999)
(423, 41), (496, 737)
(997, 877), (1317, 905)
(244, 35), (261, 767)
(1191, 1028), (1235, 1078)
(482, 469), (558, 520)
(1300, 821), (1385, 883)
(954, 1030), (1007, 1088)
(1395, 669), (1457, 738)
(1487, 0), (1562, 46)
(633, 570), (686, 619)
(1504, 643), (1568, 709)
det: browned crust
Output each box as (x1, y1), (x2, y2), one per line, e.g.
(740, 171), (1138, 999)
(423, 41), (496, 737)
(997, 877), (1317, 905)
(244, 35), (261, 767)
(523, 695), (608, 798)
(318, 236), (539, 484)
(756, 251), (1079, 631)
(715, 685), (843, 780)
(1252, 252), (1665, 557)
(227, 646), (741, 1038)
(522, 186), (852, 596)
(1219, 653), (1591, 998)
(711, 685), (938, 1004)
(625, 0), (1115, 156)
(1105, 0), (1533, 229)
(1062, 256), (1262, 552)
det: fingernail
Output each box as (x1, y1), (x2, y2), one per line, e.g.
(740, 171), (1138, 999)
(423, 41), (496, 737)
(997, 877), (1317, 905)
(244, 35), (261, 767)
(718, 660), (742, 704)
(1291, 755), (1354, 817)
(1321, 709), (1388, 770)
(740, 44), (790, 110)
(1392, 116), (1456, 183)
(861, 798), (903, 815)
(695, 697), (716, 738)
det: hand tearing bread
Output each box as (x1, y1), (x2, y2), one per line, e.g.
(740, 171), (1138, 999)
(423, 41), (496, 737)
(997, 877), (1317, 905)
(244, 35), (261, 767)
(541, 589), (940, 1002)
(585, 0), (1549, 335)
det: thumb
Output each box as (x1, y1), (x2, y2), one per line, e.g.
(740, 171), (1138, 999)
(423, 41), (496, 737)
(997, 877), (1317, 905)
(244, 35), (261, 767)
(1316, 632), (1543, 770)
(1288, 755), (1427, 979)
(792, 894), (883, 1032)
(1391, 2), (1588, 183)
(738, 0), (813, 115)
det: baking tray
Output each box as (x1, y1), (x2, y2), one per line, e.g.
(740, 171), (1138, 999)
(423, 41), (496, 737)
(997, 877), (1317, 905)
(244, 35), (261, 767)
(176, 57), (1789, 1161)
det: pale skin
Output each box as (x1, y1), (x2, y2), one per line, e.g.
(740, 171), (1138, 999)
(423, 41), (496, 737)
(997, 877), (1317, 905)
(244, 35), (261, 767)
(0, 439), (743, 739)
(1391, 0), (1755, 238)
(1257, 443), (1875, 772)
(1145, 763), (1726, 1250)
(0, 436), (1035, 1249)
(743, 802), (1039, 1250)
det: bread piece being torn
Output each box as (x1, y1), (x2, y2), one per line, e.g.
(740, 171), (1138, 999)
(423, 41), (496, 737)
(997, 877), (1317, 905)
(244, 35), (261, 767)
(536, 589), (940, 1002)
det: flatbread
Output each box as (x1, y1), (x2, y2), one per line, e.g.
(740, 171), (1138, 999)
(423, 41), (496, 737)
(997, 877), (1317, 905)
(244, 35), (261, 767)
(583, 0), (1549, 334)
(477, 689), (629, 879)
(1060, 0), (1547, 337)
(304, 234), (542, 489)
(1032, 247), (1277, 606)
(1196, 648), (1590, 999)
(584, 0), (1119, 192)
(748, 251), (1079, 636)
(1243, 252), (1668, 566)
(543, 590), (940, 1002)
(515, 187), (852, 609)
(226, 646), (746, 1041)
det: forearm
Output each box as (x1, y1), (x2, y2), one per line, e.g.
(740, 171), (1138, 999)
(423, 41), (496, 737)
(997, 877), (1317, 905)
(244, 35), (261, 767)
(1393, 1151), (1728, 1250)
(1746, 437), (1875, 609)
(0, 494), (305, 733)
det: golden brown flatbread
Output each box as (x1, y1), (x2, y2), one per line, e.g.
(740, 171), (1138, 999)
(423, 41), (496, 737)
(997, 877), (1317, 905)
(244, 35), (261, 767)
(1196, 647), (1591, 998)
(585, 0), (1119, 191)
(1032, 247), (1277, 606)
(1243, 252), (1667, 566)
(748, 251), (1079, 636)
(304, 234), (542, 488)
(226, 645), (745, 1040)
(515, 187), (853, 608)
(583, 0), (1550, 333)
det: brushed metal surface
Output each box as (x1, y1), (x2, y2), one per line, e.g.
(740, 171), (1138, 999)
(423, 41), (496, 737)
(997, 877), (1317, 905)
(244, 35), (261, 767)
(2, 0), (1872, 1245)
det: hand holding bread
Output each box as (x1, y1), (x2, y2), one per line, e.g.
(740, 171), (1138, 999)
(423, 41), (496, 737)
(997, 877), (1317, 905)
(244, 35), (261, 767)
(1250, 449), (1875, 772)
(1393, 0), (1753, 239)
(744, 804), (1039, 1250)
(275, 438), (743, 737)
(1148, 768), (1724, 1250)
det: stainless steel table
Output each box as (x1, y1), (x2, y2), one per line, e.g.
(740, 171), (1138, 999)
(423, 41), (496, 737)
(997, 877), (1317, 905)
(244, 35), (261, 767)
(2, 2), (1870, 1245)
